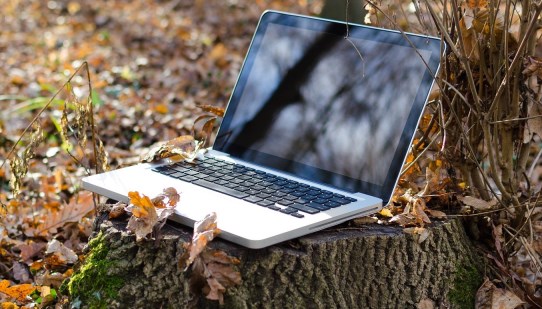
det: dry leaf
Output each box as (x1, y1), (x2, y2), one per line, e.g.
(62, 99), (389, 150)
(180, 212), (221, 270)
(475, 278), (525, 309)
(458, 196), (497, 211)
(390, 213), (417, 227)
(141, 135), (197, 163)
(126, 191), (158, 241)
(427, 209), (447, 219)
(195, 250), (241, 304)
(44, 239), (78, 265)
(108, 203), (127, 219)
(126, 188), (178, 241)
(198, 104), (225, 117)
(0, 280), (36, 303)
(379, 208), (393, 218)
(1, 302), (20, 309)
(466, 0), (488, 9)
(523, 56), (542, 77)
(404, 227), (431, 244)
(15, 241), (46, 263)
(12, 263), (30, 284)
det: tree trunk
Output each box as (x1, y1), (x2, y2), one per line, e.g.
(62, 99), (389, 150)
(64, 211), (484, 308)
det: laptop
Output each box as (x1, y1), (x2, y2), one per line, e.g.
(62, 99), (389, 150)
(82, 11), (443, 249)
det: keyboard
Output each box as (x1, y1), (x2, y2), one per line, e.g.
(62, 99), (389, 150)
(151, 157), (357, 218)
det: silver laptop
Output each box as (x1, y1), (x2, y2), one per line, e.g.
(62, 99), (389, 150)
(83, 11), (443, 249)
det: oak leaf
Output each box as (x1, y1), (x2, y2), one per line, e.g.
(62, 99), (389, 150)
(180, 212), (221, 270)
(141, 135), (201, 163)
(0, 280), (36, 303)
(458, 196), (497, 211)
(475, 278), (524, 309)
(126, 188), (179, 241)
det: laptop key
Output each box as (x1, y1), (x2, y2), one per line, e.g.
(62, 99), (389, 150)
(268, 205), (281, 211)
(181, 175), (200, 182)
(290, 203), (319, 214)
(244, 196), (263, 203)
(291, 212), (304, 218)
(277, 200), (293, 206)
(280, 207), (297, 214)
(192, 179), (249, 199)
(256, 200), (274, 207)
(307, 202), (330, 211)
(324, 201), (341, 208)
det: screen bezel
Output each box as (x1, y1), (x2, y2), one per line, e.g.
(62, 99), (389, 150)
(213, 10), (443, 203)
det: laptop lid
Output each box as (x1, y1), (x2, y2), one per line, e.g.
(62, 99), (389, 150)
(213, 11), (442, 204)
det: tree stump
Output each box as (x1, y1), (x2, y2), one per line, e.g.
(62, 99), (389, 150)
(64, 211), (484, 308)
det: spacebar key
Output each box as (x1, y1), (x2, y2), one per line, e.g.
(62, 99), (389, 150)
(192, 179), (249, 199)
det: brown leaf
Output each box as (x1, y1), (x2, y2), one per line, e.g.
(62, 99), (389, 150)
(390, 213), (417, 227)
(458, 196), (497, 211)
(44, 239), (78, 265)
(475, 278), (525, 309)
(0, 280), (36, 303)
(427, 209), (447, 219)
(108, 203), (127, 219)
(198, 104), (225, 117)
(141, 135), (197, 163)
(523, 56), (542, 77)
(152, 187), (180, 208)
(15, 241), (46, 263)
(126, 191), (158, 241)
(466, 0), (488, 9)
(180, 212), (221, 270)
(413, 199), (431, 226)
(199, 250), (241, 304)
(403, 227), (431, 244)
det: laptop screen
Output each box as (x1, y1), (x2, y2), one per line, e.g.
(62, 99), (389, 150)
(213, 11), (442, 202)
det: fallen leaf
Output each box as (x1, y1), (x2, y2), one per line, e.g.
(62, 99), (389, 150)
(475, 278), (525, 309)
(466, 0), (488, 9)
(0, 302), (20, 309)
(404, 227), (431, 244)
(458, 196), (497, 211)
(198, 104), (225, 117)
(0, 280), (36, 303)
(180, 212), (221, 270)
(108, 203), (127, 219)
(126, 191), (158, 241)
(15, 241), (46, 262)
(44, 239), (78, 266)
(12, 263), (30, 284)
(427, 209), (447, 219)
(141, 135), (198, 163)
(379, 208), (393, 218)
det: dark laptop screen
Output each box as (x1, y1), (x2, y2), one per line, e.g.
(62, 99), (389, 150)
(214, 11), (442, 202)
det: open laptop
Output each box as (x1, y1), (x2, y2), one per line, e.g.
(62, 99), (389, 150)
(83, 11), (443, 249)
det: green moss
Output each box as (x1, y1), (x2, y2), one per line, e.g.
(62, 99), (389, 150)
(449, 262), (483, 309)
(64, 232), (124, 308)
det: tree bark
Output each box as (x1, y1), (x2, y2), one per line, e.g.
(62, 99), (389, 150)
(66, 211), (484, 308)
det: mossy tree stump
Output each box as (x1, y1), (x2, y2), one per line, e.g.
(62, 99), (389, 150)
(65, 212), (484, 308)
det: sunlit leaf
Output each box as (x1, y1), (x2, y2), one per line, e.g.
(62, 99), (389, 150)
(0, 280), (36, 303)
(179, 212), (221, 270)
(466, 0), (488, 9)
(198, 104), (225, 117)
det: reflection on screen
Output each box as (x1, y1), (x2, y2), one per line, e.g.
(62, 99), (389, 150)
(222, 22), (432, 188)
